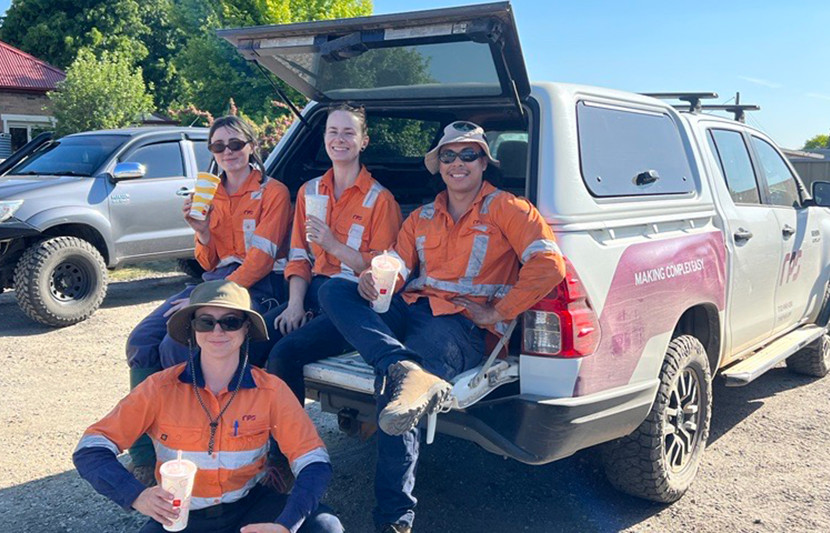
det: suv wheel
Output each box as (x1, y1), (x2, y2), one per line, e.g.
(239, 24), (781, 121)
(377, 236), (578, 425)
(786, 333), (830, 377)
(600, 335), (712, 503)
(177, 258), (205, 280)
(14, 236), (108, 327)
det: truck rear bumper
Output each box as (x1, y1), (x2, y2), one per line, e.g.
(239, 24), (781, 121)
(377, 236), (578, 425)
(308, 378), (658, 465)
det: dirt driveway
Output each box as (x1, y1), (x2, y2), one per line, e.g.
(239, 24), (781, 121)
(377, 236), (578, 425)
(1, 274), (829, 532)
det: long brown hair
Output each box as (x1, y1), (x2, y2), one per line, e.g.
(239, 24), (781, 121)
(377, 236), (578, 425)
(209, 116), (266, 183)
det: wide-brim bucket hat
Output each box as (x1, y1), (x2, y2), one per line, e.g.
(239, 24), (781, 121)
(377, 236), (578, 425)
(167, 280), (268, 344)
(424, 120), (500, 175)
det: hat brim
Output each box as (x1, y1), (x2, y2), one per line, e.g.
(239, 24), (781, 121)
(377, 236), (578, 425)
(167, 302), (269, 345)
(424, 139), (500, 175)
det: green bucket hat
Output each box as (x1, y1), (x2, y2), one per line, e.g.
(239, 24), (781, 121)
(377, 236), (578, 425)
(166, 280), (269, 344)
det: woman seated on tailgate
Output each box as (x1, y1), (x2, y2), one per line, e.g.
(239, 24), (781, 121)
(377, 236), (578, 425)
(263, 103), (402, 404)
(74, 280), (343, 533)
(124, 116), (292, 483)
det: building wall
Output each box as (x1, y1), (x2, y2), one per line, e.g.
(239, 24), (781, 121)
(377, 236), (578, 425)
(0, 90), (55, 155)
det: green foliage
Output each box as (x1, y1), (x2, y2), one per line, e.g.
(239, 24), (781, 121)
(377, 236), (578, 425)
(48, 49), (153, 136)
(803, 134), (830, 150)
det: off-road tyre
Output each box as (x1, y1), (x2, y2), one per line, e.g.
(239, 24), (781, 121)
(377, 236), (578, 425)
(13, 236), (108, 327)
(786, 333), (830, 377)
(600, 335), (712, 503)
(177, 258), (205, 280)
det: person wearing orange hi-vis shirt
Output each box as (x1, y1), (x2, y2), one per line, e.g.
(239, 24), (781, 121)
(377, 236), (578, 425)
(125, 116), (292, 485)
(318, 121), (566, 533)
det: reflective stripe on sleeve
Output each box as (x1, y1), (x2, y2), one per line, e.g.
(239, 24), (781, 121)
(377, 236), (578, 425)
(289, 446), (331, 478)
(190, 471), (264, 510)
(74, 434), (120, 456)
(216, 256), (245, 268)
(251, 235), (279, 258)
(273, 258), (287, 272)
(288, 248), (311, 262)
(388, 250), (410, 281)
(521, 239), (561, 264)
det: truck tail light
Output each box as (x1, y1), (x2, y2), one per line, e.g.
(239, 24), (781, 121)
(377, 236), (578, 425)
(522, 258), (601, 358)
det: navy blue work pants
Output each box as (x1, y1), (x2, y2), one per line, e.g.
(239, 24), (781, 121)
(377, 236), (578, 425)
(318, 278), (485, 529)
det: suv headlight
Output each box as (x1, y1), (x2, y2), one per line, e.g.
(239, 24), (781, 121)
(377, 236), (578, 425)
(0, 200), (24, 223)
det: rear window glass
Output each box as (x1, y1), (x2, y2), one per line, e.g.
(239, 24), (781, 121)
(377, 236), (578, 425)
(194, 141), (213, 172)
(577, 102), (695, 197)
(10, 135), (127, 177)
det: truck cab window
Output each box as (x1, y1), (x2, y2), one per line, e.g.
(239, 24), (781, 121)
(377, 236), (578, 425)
(121, 142), (185, 179)
(750, 136), (801, 208)
(708, 129), (761, 205)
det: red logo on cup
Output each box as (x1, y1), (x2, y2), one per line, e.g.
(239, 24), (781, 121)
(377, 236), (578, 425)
(380, 289), (388, 294)
(173, 499), (181, 507)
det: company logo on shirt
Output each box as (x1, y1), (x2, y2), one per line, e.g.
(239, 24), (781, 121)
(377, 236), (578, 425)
(352, 214), (363, 222)
(241, 414), (257, 422)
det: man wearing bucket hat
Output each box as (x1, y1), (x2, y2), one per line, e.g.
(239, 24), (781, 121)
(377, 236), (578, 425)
(74, 280), (343, 533)
(318, 121), (566, 532)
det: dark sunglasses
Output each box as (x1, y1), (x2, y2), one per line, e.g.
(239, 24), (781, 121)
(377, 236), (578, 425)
(438, 148), (485, 164)
(207, 139), (249, 153)
(192, 314), (248, 333)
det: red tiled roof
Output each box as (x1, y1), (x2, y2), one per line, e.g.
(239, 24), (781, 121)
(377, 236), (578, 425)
(0, 40), (65, 92)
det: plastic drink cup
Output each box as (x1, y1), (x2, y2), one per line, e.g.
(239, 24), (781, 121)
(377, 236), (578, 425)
(370, 253), (402, 313)
(305, 194), (329, 241)
(189, 172), (222, 220)
(159, 458), (197, 532)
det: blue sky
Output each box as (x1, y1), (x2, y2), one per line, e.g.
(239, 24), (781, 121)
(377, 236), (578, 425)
(1, 0), (826, 148)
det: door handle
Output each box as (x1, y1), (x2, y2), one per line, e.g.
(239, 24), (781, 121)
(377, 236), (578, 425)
(176, 187), (195, 197)
(782, 224), (795, 238)
(734, 228), (753, 242)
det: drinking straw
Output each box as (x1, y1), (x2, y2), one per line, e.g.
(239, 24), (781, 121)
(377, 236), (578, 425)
(177, 449), (182, 468)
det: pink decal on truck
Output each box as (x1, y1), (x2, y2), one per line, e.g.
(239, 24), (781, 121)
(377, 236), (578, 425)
(574, 231), (726, 396)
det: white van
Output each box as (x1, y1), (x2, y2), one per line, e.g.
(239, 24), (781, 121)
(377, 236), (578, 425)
(219, 1), (830, 502)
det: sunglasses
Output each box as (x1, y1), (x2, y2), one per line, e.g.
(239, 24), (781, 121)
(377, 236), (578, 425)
(207, 139), (250, 153)
(438, 148), (485, 164)
(192, 314), (248, 333)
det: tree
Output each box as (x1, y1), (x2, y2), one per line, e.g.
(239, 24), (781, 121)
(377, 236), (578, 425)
(48, 49), (153, 136)
(803, 134), (829, 150)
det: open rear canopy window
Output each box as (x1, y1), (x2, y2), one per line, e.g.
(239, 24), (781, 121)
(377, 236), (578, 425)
(577, 102), (695, 197)
(217, 2), (529, 103)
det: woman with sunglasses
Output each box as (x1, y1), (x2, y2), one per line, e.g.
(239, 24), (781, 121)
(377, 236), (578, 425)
(125, 116), (292, 484)
(75, 280), (344, 533)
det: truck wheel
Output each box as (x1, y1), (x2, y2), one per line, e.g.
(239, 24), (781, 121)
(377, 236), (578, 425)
(13, 236), (108, 327)
(786, 333), (829, 377)
(600, 335), (712, 503)
(177, 258), (205, 280)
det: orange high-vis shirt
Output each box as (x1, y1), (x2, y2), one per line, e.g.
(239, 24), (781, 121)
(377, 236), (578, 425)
(285, 166), (403, 283)
(76, 363), (328, 510)
(194, 169), (292, 288)
(390, 181), (566, 336)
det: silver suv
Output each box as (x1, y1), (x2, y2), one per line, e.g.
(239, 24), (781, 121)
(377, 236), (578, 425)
(0, 126), (210, 326)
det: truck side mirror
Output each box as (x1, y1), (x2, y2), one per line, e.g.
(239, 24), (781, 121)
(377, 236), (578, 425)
(112, 162), (146, 181)
(812, 181), (830, 207)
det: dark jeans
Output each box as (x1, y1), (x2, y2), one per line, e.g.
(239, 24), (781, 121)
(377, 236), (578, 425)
(138, 484), (342, 533)
(263, 276), (351, 404)
(318, 278), (486, 528)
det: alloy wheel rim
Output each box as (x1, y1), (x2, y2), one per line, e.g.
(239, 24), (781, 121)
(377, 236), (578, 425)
(663, 367), (703, 474)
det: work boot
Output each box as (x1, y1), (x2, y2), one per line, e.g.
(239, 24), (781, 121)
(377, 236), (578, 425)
(378, 360), (451, 436)
(378, 523), (411, 533)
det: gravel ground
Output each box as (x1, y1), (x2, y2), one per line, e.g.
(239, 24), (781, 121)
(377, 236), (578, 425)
(1, 275), (829, 532)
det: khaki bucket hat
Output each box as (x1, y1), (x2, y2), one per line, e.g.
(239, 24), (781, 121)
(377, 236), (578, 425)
(424, 120), (500, 175)
(167, 280), (268, 344)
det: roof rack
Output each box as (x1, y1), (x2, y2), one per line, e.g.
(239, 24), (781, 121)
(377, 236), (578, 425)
(641, 92), (718, 112)
(642, 91), (760, 123)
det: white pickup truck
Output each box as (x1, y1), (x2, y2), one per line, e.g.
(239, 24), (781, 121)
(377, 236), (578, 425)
(219, 1), (830, 503)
